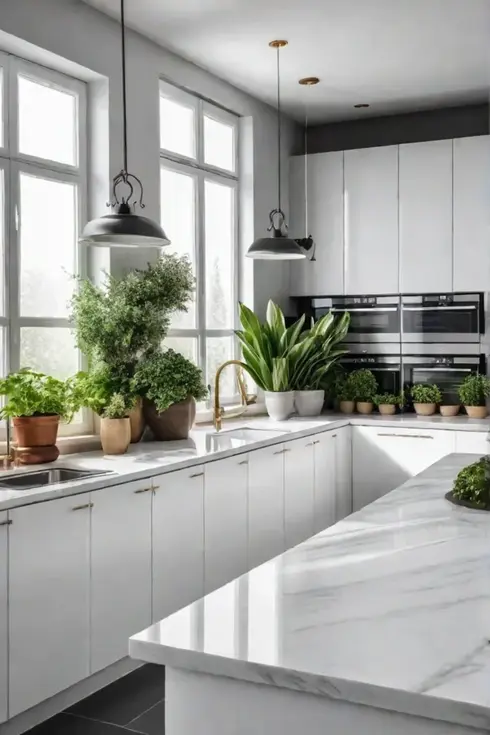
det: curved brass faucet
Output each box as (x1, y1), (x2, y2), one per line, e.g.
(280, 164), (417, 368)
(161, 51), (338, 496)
(213, 360), (257, 431)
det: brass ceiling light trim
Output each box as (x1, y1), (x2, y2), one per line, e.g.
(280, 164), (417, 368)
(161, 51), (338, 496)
(299, 77), (320, 86)
(269, 40), (288, 48)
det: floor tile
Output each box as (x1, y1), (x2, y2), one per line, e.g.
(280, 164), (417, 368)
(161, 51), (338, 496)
(26, 712), (137, 734)
(66, 664), (166, 726)
(128, 698), (166, 735)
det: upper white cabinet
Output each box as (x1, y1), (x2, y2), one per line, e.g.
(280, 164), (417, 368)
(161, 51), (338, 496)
(344, 146), (399, 294)
(289, 152), (344, 296)
(153, 466), (204, 621)
(248, 444), (285, 570)
(90, 480), (152, 673)
(453, 135), (490, 292)
(312, 432), (337, 534)
(9, 496), (90, 717)
(284, 438), (315, 548)
(0, 512), (8, 724)
(399, 139), (453, 293)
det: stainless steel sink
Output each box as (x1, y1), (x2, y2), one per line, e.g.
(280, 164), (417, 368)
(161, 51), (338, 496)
(0, 467), (113, 491)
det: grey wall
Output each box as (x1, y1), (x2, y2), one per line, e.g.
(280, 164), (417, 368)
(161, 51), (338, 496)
(306, 103), (489, 154)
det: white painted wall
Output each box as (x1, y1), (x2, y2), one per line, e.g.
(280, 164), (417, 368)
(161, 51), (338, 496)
(0, 0), (300, 316)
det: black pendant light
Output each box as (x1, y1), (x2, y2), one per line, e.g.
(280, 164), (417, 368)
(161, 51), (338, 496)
(246, 40), (305, 260)
(80, 0), (170, 248)
(294, 76), (320, 261)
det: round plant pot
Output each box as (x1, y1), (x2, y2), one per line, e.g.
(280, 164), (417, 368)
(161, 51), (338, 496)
(100, 417), (131, 455)
(339, 400), (355, 414)
(357, 401), (374, 415)
(13, 415), (60, 465)
(378, 404), (396, 416)
(464, 405), (488, 419)
(439, 405), (460, 417)
(128, 398), (145, 443)
(413, 402), (436, 416)
(264, 391), (295, 421)
(143, 397), (196, 441)
(294, 390), (325, 417)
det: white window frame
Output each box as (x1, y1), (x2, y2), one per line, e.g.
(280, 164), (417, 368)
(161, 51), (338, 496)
(0, 53), (89, 436)
(159, 80), (240, 405)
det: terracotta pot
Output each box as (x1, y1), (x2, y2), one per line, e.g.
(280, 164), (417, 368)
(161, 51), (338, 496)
(339, 400), (355, 414)
(439, 405), (460, 417)
(143, 397), (196, 441)
(378, 404), (396, 415)
(356, 401), (373, 415)
(100, 417), (131, 455)
(13, 415), (60, 465)
(413, 403), (436, 416)
(464, 405), (488, 419)
(129, 399), (145, 443)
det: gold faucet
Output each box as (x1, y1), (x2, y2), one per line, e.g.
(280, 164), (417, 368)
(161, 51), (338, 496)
(213, 360), (257, 431)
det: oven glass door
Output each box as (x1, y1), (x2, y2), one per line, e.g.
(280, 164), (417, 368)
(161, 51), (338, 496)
(316, 305), (400, 342)
(341, 362), (401, 395)
(404, 367), (473, 405)
(402, 303), (481, 342)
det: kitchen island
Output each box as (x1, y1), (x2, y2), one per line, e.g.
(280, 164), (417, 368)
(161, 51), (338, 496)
(130, 452), (490, 735)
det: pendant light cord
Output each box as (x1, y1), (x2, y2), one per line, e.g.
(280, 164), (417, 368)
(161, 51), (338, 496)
(276, 45), (282, 213)
(120, 0), (128, 174)
(304, 104), (308, 237)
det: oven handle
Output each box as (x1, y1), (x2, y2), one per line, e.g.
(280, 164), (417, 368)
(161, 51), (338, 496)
(332, 307), (398, 313)
(403, 305), (477, 311)
(410, 367), (472, 372)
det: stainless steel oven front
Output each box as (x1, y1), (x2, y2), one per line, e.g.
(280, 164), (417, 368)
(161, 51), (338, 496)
(339, 351), (402, 396)
(402, 293), (483, 343)
(311, 295), (401, 343)
(402, 354), (486, 406)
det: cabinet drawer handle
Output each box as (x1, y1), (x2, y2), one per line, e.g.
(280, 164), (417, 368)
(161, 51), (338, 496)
(283, 448), (291, 453)
(189, 472), (204, 478)
(72, 502), (94, 511)
(0, 519), (12, 527)
(331, 434), (337, 438)
(134, 486), (153, 494)
(273, 449), (284, 455)
(313, 439), (321, 444)
(377, 433), (433, 440)
(238, 459), (249, 465)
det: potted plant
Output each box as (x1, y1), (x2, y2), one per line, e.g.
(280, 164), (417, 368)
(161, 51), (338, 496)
(0, 369), (75, 464)
(373, 392), (401, 416)
(99, 394), (132, 455)
(458, 374), (490, 418)
(350, 369), (378, 414)
(410, 383), (442, 416)
(133, 349), (207, 440)
(335, 373), (356, 414)
(439, 391), (460, 417)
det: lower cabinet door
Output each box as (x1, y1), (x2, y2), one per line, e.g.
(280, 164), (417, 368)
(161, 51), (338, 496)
(284, 438), (315, 549)
(9, 496), (90, 717)
(248, 444), (285, 570)
(335, 426), (353, 521)
(91, 480), (152, 673)
(152, 467), (205, 621)
(204, 456), (248, 593)
(454, 431), (489, 455)
(313, 433), (336, 534)
(0, 512), (8, 724)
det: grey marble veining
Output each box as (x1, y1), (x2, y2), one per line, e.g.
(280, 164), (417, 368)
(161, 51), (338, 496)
(130, 453), (490, 731)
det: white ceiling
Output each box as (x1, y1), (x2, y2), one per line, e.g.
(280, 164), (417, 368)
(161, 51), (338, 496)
(83, 0), (490, 123)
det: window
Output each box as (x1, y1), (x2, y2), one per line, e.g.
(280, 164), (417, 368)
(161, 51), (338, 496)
(159, 81), (239, 401)
(0, 53), (87, 434)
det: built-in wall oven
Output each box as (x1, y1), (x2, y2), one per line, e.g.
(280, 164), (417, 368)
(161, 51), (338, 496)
(305, 295), (401, 343)
(339, 352), (402, 396)
(402, 353), (485, 407)
(402, 293), (483, 343)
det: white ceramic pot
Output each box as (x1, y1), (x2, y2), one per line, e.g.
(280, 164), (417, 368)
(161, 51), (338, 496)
(264, 391), (295, 421)
(295, 390), (325, 417)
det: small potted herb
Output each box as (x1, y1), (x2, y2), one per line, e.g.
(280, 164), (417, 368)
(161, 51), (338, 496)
(373, 392), (401, 416)
(410, 383), (442, 416)
(335, 373), (356, 414)
(449, 456), (490, 510)
(458, 374), (490, 419)
(350, 369), (378, 414)
(99, 394), (132, 455)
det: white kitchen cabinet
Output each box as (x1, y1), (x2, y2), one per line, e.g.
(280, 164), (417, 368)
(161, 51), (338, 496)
(312, 432), (336, 534)
(344, 146), (399, 294)
(454, 431), (489, 456)
(453, 135), (490, 292)
(9, 496), (90, 717)
(334, 426), (353, 521)
(90, 479), (152, 673)
(248, 444), (285, 570)
(289, 152), (344, 296)
(153, 466), (204, 621)
(205, 457), (248, 593)
(353, 426), (455, 511)
(284, 437), (315, 548)
(0, 512), (8, 724)
(399, 140), (453, 293)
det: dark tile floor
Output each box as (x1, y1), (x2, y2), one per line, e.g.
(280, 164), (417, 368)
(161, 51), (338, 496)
(26, 665), (166, 735)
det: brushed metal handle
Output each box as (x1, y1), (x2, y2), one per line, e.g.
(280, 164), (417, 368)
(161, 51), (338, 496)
(72, 502), (94, 511)
(377, 433), (433, 440)
(190, 472), (204, 478)
(134, 486), (153, 494)
(331, 434), (337, 438)
(305, 442), (314, 447)
(238, 460), (249, 465)
(283, 448), (291, 453)
(313, 439), (321, 445)
(0, 519), (12, 527)
(273, 449), (284, 455)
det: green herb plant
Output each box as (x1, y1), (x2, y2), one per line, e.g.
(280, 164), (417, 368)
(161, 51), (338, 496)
(452, 457), (490, 508)
(132, 350), (208, 413)
(458, 374), (490, 407)
(335, 373), (356, 402)
(72, 365), (134, 418)
(373, 393), (403, 407)
(411, 383), (442, 404)
(349, 369), (378, 403)
(102, 393), (132, 420)
(0, 368), (75, 421)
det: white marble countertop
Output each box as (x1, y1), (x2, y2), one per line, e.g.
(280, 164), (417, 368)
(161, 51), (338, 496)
(130, 453), (490, 732)
(0, 412), (488, 512)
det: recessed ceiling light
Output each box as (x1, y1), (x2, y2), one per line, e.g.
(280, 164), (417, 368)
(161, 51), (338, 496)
(354, 103), (370, 108)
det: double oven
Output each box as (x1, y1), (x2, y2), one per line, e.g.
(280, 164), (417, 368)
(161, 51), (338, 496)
(292, 292), (486, 410)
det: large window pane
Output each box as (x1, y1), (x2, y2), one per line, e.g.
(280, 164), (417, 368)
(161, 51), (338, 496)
(161, 167), (196, 328)
(18, 75), (77, 166)
(20, 327), (78, 379)
(205, 181), (234, 329)
(160, 96), (195, 158)
(20, 172), (77, 318)
(206, 336), (235, 398)
(164, 337), (198, 366)
(204, 116), (235, 172)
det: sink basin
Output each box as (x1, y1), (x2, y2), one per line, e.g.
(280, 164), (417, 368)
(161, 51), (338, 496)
(0, 467), (113, 491)
(206, 426), (288, 452)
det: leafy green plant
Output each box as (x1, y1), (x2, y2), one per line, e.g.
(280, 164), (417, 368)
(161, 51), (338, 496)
(452, 457), (490, 508)
(0, 369), (75, 421)
(334, 372), (356, 402)
(132, 349), (208, 413)
(349, 369), (378, 402)
(373, 392), (402, 407)
(411, 383), (442, 404)
(72, 366), (135, 418)
(458, 374), (490, 407)
(103, 393), (131, 420)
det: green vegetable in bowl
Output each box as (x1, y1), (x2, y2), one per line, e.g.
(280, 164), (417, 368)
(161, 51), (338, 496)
(452, 457), (490, 508)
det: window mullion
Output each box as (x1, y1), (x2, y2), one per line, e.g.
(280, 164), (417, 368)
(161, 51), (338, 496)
(197, 168), (206, 377)
(8, 161), (20, 373)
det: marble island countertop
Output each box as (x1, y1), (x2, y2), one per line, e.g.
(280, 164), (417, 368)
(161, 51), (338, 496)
(130, 453), (490, 732)
(0, 411), (488, 512)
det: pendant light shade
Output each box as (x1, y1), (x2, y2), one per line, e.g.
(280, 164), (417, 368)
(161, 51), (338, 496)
(80, 0), (170, 249)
